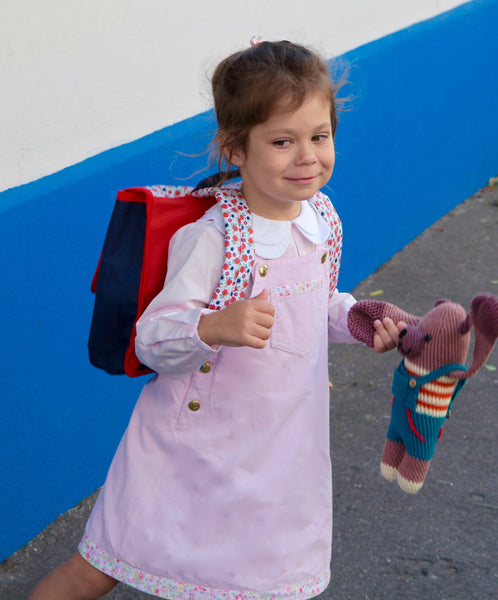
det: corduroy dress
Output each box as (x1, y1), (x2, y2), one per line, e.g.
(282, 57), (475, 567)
(79, 190), (356, 600)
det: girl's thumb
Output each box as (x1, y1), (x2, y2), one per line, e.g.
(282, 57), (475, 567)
(253, 289), (269, 301)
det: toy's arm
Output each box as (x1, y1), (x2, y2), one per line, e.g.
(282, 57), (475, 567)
(348, 300), (419, 348)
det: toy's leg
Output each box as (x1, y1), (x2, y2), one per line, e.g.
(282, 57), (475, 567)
(397, 454), (431, 494)
(380, 439), (405, 481)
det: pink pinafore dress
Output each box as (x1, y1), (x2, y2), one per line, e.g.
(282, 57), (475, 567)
(79, 189), (354, 600)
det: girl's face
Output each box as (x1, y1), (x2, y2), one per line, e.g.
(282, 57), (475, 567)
(231, 93), (335, 220)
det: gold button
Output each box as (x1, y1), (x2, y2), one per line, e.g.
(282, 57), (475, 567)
(321, 252), (327, 264)
(188, 400), (201, 411)
(409, 379), (417, 388)
(199, 362), (211, 374)
(259, 264), (269, 277)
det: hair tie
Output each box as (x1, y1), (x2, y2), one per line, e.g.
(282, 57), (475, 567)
(250, 35), (263, 47)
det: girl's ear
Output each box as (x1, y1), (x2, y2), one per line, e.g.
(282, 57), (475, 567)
(228, 146), (245, 168)
(217, 130), (245, 168)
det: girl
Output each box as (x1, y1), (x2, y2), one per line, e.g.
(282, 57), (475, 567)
(29, 40), (401, 600)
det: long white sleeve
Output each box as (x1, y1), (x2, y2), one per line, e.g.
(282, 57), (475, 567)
(328, 290), (358, 344)
(135, 219), (225, 378)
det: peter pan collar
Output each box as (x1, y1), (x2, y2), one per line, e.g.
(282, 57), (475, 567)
(201, 195), (330, 259)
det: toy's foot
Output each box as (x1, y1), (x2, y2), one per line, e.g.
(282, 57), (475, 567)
(380, 462), (398, 481)
(397, 456), (431, 494)
(380, 440), (405, 481)
(397, 473), (424, 494)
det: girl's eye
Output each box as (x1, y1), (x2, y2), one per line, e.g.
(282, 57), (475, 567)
(312, 134), (329, 143)
(273, 139), (291, 148)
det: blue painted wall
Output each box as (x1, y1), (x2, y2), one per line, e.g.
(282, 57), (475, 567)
(331, 0), (498, 284)
(1, 0), (497, 560)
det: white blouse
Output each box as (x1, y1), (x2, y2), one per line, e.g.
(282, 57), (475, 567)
(135, 201), (357, 378)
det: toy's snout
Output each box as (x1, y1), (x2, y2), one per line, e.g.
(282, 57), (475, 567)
(397, 326), (431, 358)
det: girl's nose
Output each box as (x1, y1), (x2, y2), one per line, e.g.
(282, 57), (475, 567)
(295, 143), (317, 165)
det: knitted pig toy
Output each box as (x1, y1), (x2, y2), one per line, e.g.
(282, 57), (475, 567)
(347, 294), (498, 493)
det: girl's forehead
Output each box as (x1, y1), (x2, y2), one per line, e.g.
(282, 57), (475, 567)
(264, 93), (332, 127)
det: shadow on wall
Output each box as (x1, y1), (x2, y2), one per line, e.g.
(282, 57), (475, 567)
(1, 0), (497, 560)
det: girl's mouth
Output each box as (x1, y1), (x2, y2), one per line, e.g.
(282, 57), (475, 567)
(286, 176), (317, 184)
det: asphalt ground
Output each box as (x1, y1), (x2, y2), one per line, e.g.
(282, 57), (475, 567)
(1, 184), (497, 600)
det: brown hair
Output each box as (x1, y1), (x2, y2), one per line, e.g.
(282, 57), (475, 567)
(211, 40), (345, 182)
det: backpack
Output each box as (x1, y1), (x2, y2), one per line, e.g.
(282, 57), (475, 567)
(88, 176), (343, 377)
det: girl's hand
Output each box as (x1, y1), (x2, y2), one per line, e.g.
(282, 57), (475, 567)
(198, 289), (275, 349)
(373, 318), (406, 353)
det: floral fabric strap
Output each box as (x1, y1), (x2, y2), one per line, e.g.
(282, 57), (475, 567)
(197, 187), (342, 308)
(311, 190), (343, 297)
(146, 184), (194, 198)
(197, 187), (256, 310)
(145, 185), (342, 308)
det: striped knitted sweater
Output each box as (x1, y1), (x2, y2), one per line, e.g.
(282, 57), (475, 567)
(404, 359), (458, 418)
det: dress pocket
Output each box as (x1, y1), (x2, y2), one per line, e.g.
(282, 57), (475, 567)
(270, 279), (326, 358)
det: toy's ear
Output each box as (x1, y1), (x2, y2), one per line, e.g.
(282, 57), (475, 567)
(454, 293), (498, 379)
(347, 300), (418, 348)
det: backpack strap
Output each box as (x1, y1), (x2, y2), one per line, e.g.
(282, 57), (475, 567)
(193, 186), (255, 310)
(197, 186), (342, 308)
(89, 181), (342, 377)
(310, 191), (343, 298)
(145, 184), (195, 198)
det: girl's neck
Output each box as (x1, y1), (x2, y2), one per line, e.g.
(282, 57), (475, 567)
(241, 186), (303, 221)
(248, 203), (303, 222)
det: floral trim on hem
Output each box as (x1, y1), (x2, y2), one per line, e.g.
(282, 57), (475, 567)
(78, 536), (330, 600)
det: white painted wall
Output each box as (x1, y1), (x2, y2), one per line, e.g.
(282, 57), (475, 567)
(1, 0), (469, 193)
